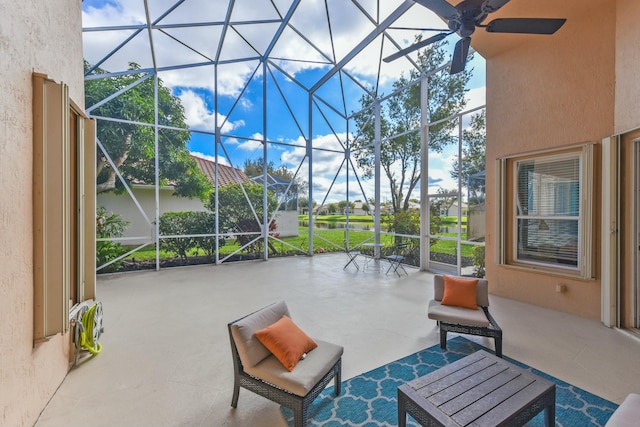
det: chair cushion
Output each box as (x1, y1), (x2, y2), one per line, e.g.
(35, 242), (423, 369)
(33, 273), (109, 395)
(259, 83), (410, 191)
(427, 299), (490, 327)
(434, 274), (490, 307)
(245, 339), (344, 397)
(605, 393), (640, 427)
(255, 315), (318, 371)
(230, 301), (290, 368)
(441, 275), (479, 310)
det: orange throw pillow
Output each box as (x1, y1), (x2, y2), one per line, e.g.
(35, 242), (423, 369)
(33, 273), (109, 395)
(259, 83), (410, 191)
(441, 275), (479, 310)
(254, 315), (318, 371)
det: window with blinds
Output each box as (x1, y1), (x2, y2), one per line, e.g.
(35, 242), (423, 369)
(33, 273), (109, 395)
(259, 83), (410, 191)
(515, 154), (580, 268)
(501, 143), (596, 279)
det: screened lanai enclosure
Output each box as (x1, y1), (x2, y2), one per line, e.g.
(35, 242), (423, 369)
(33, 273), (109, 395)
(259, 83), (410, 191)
(85, 0), (486, 275)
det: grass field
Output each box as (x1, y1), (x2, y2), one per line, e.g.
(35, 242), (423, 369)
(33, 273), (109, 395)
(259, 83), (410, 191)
(121, 227), (475, 262)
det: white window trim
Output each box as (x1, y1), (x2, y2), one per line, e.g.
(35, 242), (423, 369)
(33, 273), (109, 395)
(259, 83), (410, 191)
(499, 144), (595, 279)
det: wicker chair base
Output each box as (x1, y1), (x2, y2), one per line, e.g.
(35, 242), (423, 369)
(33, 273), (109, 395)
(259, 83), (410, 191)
(439, 306), (503, 358)
(229, 312), (341, 427)
(232, 359), (340, 427)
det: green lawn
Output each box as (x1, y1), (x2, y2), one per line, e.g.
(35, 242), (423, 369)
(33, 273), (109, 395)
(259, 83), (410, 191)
(121, 228), (474, 261)
(118, 213), (477, 265)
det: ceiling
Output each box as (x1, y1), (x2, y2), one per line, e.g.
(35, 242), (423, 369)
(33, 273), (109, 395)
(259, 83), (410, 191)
(470, 0), (598, 59)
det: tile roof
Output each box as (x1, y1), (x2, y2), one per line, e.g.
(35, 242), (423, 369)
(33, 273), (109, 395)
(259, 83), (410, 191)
(191, 154), (249, 187)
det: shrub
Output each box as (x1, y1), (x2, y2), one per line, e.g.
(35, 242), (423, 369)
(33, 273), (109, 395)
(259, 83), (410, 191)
(207, 183), (278, 256)
(159, 211), (225, 261)
(190, 211), (225, 257)
(96, 207), (129, 272)
(159, 212), (196, 261)
(472, 245), (486, 278)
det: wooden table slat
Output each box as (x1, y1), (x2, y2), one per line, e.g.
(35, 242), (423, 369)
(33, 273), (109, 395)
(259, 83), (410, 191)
(452, 374), (536, 425)
(469, 381), (555, 427)
(417, 358), (498, 398)
(409, 352), (489, 390)
(428, 363), (512, 407)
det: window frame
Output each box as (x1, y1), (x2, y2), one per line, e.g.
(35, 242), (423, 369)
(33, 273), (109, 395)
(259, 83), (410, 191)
(499, 144), (595, 279)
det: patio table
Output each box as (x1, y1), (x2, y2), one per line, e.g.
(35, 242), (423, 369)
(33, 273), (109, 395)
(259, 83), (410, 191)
(397, 350), (555, 427)
(361, 242), (385, 271)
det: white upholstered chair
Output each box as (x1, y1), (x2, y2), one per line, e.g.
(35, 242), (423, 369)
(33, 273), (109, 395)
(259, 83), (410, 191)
(605, 393), (640, 427)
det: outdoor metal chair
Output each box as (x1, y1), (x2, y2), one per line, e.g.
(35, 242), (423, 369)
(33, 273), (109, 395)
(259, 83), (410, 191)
(343, 241), (361, 270)
(384, 242), (409, 276)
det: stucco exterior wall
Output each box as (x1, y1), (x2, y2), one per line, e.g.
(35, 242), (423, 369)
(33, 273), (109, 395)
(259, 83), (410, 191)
(0, 1), (84, 426)
(614, 0), (640, 134)
(483, 2), (616, 319)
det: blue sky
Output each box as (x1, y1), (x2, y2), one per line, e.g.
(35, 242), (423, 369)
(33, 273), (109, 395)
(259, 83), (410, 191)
(83, 0), (486, 204)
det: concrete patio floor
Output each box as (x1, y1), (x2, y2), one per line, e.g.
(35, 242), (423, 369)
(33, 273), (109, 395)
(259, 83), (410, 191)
(35, 254), (640, 427)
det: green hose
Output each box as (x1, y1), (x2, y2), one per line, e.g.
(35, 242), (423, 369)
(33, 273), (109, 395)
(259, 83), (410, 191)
(80, 303), (103, 355)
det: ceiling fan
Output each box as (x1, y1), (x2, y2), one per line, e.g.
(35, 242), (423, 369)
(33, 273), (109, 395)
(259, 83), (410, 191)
(384, 0), (567, 74)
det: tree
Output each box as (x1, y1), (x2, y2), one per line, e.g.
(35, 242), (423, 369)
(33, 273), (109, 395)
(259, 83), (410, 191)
(85, 61), (211, 200)
(431, 188), (458, 217)
(338, 200), (355, 213)
(243, 157), (308, 211)
(352, 40), (471, 213)
(243, 157), (308, 197)
(207, 183), (279, 255)
(451, 110), (486, 204)
(298, 197), (316, 208)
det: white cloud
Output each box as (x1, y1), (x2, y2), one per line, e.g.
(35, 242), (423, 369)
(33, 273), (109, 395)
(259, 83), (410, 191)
(465, 86), (486, 111)
(82, 1), (264, 96)
(177, 90), (244, 132)
(234, 133), (266, 152)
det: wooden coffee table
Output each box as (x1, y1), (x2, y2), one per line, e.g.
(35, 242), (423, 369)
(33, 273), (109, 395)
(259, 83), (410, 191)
(397, 350), (555, 427)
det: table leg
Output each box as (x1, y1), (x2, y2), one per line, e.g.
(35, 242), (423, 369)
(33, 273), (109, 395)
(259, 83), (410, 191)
(398, 392), (407, 427)
(545, 403), (556, 427)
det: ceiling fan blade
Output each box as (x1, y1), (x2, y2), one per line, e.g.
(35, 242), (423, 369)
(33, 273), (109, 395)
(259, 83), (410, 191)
(414, 0), (459, 21)
(450, 37), (471, 74)
(481, 0), (511, 14)
(383, 32), (451, 63)
(485, 18), (567, 34)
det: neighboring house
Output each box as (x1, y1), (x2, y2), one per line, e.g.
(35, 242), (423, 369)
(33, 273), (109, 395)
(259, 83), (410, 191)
(440, 202), (468, 217)
(97, 154), (249, 244)
(192, 154), (250, 187)
(97, 155), (298, 242)
(349, 201), (369, 215)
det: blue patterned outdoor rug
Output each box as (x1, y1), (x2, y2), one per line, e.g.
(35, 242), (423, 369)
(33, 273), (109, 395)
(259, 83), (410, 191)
(282, 336), (618, 426)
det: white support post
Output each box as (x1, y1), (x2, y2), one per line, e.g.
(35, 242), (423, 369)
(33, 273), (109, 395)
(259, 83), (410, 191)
(307, 92), (314, 255)
(154, 74), (160, 271)
(262, 61), (269, 261)
(420, 74), (430, 271)
(374, 99), (382, 258)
